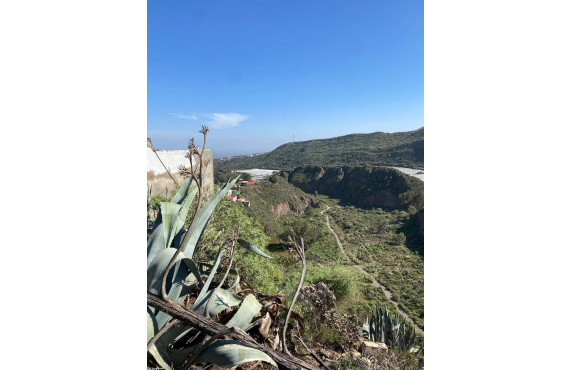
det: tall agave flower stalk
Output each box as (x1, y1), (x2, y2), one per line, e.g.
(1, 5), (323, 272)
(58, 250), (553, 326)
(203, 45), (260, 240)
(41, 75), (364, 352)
(362, 305), (418, 352)
(147, 127), (278, 369)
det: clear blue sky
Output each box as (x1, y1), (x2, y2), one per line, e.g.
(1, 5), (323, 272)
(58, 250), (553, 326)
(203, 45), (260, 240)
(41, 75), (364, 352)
(148, 0), (423, 157)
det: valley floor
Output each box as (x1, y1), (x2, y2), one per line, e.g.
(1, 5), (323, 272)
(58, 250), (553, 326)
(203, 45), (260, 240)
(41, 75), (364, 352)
(321, 205), (424, 335)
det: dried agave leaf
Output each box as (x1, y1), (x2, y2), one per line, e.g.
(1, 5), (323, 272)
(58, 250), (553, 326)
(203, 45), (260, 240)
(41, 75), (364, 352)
(259, 312), (272, 338)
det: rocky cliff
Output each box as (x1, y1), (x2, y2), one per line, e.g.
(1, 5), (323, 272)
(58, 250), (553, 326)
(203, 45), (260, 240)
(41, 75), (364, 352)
(282, 166), (423, 211)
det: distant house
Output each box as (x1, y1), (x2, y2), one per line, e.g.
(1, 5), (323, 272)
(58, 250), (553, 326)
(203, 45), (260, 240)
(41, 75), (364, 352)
(239, 180), (256, 186)
(226, 189), (240, 197)
(225, 194), (250, 207)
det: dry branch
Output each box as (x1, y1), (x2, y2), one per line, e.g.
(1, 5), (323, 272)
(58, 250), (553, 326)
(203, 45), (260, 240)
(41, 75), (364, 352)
(282, 237), (307, 357)
(147, 293), (319, 370)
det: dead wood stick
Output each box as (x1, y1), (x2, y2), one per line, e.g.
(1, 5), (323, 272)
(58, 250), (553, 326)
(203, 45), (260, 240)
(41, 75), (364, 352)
(283, 237), (307, 356)
(147, 292), (318, 370)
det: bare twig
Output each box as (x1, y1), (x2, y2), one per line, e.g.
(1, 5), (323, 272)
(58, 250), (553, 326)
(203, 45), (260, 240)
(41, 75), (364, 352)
(160, 129), (209, 302)
(153, 148), (179, 186)
(283, 237), (307, 356)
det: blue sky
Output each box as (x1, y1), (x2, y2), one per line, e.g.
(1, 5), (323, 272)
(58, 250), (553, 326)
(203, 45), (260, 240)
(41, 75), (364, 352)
(148, 0), (423, 157)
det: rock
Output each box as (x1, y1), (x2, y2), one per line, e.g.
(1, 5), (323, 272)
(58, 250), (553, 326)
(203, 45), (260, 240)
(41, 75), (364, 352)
(318, 348), (341, 360)
(350, 350), (361, 359)
(358, 357), (372, 368)
(360, 340), (388, 357)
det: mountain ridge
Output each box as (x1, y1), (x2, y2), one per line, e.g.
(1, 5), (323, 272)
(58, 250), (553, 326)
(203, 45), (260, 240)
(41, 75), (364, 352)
(215, 127), (424, 170)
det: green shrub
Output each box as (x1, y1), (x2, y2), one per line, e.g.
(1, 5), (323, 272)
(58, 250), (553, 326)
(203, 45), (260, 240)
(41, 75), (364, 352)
(307, 265), (359, 302)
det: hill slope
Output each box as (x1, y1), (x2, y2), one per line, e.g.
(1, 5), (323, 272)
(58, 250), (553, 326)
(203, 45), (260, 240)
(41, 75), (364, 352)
(215, 127), (424, 170)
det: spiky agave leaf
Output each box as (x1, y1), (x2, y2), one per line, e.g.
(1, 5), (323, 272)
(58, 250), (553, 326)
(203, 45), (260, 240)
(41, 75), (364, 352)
(179, 176), (240, 259)
(175, 186), (199, 232)
(161, 202), (183, 251)
(191, 248), (223, 311)
(147, 185), (198, 267)
(170, 176), (193, 205)
(147, 308), (172, 369)
(147, 200), (185, 268)
(237, 239), (272, 259)
(147, 248), (201, 329)
(362, 316), (371, 340)
(196, 340), (277, 368)
(229, 271), (240, 290)
(147, 248), (197, 296)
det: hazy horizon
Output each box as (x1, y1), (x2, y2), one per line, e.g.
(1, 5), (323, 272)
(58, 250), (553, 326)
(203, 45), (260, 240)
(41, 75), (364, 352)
(149, 126), (424, 158)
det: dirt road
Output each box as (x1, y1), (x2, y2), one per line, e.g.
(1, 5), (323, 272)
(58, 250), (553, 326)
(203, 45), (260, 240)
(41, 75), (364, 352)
(320, 206), (424, 335)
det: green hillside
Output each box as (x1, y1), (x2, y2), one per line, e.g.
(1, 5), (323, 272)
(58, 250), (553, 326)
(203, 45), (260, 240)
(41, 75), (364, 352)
(215, 127), (424, 170)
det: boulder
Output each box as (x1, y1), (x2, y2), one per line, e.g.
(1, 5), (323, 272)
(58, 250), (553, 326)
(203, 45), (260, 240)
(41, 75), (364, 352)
(360, 340), (388, 357)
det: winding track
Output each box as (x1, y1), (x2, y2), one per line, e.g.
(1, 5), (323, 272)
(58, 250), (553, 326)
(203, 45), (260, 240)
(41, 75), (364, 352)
(320, 206), (424, 335)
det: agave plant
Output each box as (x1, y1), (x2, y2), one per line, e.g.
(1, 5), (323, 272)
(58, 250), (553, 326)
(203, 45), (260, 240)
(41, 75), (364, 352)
(147, 129), (278, 369)
(362, 305), (417, 352)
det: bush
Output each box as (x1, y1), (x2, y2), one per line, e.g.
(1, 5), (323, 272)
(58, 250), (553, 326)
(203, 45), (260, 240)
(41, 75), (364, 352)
(268, 174), (279, 183)
(298, 283), (361, 351)
(307, 265), (359, 302)
(280, 218), (322, 246)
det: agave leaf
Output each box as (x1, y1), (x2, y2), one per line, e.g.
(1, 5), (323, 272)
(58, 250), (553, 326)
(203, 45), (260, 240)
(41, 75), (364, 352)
(243, 319), (261, 333)
(170, 186), (200, 280)
(155, 323), (194, 367)
(197, 340), (277, 368)
(362, 316), (371, 340)
(147, 224), (166, 267)
(180, 176), (240, 258)
(230, 271), (240, 290)
(166, 345), (199, 367)
(171, 176), (192, 205)
(192, 248), (223, 311)
(161, 202), (183, 249)
(148, 183), (198, 267)
(193, 289), (243, 317)
(176, 186), (198, 231)
(147, 308), (172, 369)
(147, 248), (197, 328)
(147, 248), (189, 295)
(225, 294), (262, 330)
(182, 258), (203, 289)
(183, 271), (198, 287)
(237, 239), (272, 259)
